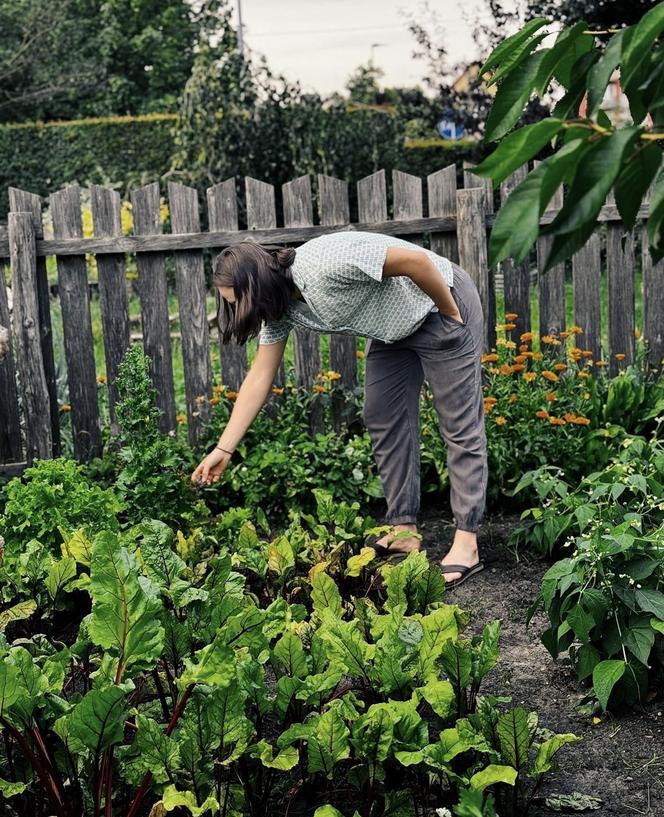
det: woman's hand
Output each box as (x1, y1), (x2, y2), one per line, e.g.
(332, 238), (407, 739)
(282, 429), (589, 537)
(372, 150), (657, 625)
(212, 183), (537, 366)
(191, 447), (232, 487)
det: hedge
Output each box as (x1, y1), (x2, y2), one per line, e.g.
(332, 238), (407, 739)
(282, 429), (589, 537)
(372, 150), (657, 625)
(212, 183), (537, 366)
(0, 114), (482, 221)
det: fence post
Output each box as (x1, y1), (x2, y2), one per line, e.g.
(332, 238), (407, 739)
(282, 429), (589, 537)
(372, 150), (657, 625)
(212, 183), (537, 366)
(50, 185), (102, 461)
(457, 187), (493, 352)
(168, 182), (213, 447)
(0, 257), (23, 462)
(605, 190), (635, 376)
(427, 164), (458, 264)
(318, 173), (357, 414)
(392, 169), (423, 246)
(642, 227), (664, 374)
(207, 178), (247, 390)
(131, 182), (177, 433)
(571, 233), (602, 363)
(90, 185), (130, 430)
(8, 211), (52, 463)
(500, 165), (531, 339)
(9, 187), (60, 456)
(283, 174), (324, 433)
(535, 163), (566, 338)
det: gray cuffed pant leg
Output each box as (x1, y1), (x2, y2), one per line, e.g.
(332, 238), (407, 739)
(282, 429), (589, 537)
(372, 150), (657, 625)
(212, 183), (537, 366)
(363, 262), (488, 532)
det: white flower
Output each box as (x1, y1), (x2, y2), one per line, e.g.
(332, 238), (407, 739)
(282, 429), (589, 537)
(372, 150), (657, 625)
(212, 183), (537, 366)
(436, 809), (453, 817)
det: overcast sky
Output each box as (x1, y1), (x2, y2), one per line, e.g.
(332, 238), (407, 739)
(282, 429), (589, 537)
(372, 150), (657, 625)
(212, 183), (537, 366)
(235, 0), (501, 96)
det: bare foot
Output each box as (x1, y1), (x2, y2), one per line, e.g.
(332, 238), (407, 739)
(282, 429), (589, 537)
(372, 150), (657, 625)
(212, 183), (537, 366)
(439, 529), (480, 583)
(376, 523), (422, 554)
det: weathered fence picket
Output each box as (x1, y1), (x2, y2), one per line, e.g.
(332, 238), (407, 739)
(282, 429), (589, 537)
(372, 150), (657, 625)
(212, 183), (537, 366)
(1, 160), (661, 473)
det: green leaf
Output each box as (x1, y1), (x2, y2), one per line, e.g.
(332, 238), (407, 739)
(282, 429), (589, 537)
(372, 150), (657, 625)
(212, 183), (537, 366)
(469, 763), (518, 791)
(66, 686), (127, 753)
(545, 791), (603, 812)
(122, 714), (180, 785)
(621, 4), (664, 88)
(614, 143), (662, 230)
(351, 705), (395, 781)
(0, 600), (37, 633)
(488, 138), (586, 267)
(473, 119), (565, 185)
(161, 786), (219, 816)
(307, 708), (351, 778)
(635, 588), (664, 620)
(0, 778), (30, 797)
(496, 707), (533, 771)
(587, 30), (626, 116)
(592, 659), (625, 711)
(178, 629), (235, 688)
(485, 50), (549, 142)
(251, 739), (299, 770)
(531, 733), (580, 777)
(312, 572), (343, 618)
(479, 17), (549, 76)
(647, 166), (664, 262)
(319, 618), (374, 679)
(60, 527), (92, 566)
(267, 535), (295, 575)
(624, 618), (655, 666)
(0, 661), (19, 715)
(346, 546), (376, 578)
(567, 605), (595, 643)
(45, 557), (77, 601)
(417, 679), (456, 719)
(273, 630), (308, 678)
(542, 128), (640, 270)
(89, 532), (165, 678)
(487, 32), (550, 88)
(418, 606), (460, 680)
(137, 519), (186, 589)
(454, 788), (496, 817)
(314, 808), (345, 817)
(534, 22), (592, 95)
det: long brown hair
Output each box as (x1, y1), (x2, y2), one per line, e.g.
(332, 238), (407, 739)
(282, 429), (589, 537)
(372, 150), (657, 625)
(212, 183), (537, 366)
(213, 239), (296, 344)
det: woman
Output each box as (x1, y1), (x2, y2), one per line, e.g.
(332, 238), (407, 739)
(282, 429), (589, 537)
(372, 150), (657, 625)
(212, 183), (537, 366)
(191, 231), (487, 588)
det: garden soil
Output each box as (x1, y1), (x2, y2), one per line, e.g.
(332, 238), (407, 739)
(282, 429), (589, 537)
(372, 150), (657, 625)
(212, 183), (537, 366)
(419, 509), (664, 817)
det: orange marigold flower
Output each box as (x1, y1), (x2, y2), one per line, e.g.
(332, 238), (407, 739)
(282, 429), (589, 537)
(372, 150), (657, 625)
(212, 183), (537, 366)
(578, 370), (589, 379)
(581, 350), (593, 358)
(482, 353), (499, 363)
(523, 371), (537, 382)
(559, 330), (571, 338)
(594, 360), (607, 368)
(96, 374), (107, 384)
(356, 350), (365, 359)
(176, 413), (187, 424)
(60, 403), (72, 413)
(513, 354), (527, 364)
(553, 363), (567, 371)
(542, 370), (559, 382)
(313, 385), (326, 393)
(520, 332), (534, 342)
(570, 325), (584, 334)
(545, 392), (557, 402)
(541, 335), (556, 344)
(504, 323), (517, 331)
(614, 353), (626, 361)
(535, 409), (549, 419)
(549, 416), (566, 425)
(499, 364), (513, 375)
(564, 412), (577, 422)
(272, 387), (284, 395)
(212, 384), (224, 394)
(209, 396), (220, 406)
(511, 363), (525, 372)
(495, 415), (507, 425)
(521, 350), (534, 359)
(519, 344), (529, 352)
(225, 390), (239, 399)
(571, 416), (591, 425)
(484, 395), (498, 404)
(505, 312), (518, 320)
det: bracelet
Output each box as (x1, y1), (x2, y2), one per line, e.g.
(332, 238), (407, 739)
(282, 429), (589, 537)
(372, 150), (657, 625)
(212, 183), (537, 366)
(215, 445), (234, 456)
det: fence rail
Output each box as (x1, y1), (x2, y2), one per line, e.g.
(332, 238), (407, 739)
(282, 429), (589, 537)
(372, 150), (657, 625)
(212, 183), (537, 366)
(1, 163), (662, 474)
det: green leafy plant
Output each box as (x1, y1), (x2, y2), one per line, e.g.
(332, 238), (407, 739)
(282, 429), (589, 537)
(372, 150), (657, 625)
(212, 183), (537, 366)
(474, 8), (664, 268)
(517, 436), (664, 708)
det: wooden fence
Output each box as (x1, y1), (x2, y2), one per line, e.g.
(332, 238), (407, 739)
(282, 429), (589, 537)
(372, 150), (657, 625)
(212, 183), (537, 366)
(1, 163), (662, 474)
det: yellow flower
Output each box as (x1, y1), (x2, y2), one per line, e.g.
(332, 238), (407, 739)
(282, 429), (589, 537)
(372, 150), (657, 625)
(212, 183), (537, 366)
(519, 332), (534, 343)
(535, 409), (549, 419)
(212, 384), (224, 394)
(578, 370), (589, 379)
(559, 330), (571, 338)
(549, 416), (566, 425)
(553, 363), (567, 372)
(504, 340), (516, 349)
(209, 396), (220, 406)
(272, 387), (284, 395)
(499, 364), (513, 375)
(614, 353), (626, 361)
(225, 390), (239, 400)
(96, 374), (107, 384)
(195, 394), (207, 403)
(583, 391), (591, 399)
(496, 338), (507, 346)
(495, 415), (507, 425)
(513, 354), (527, 364)
(176, 413), (187, 424)
(521, 350), (534, 359)
(541, 335), (556, 344)
(327, 370), (342, 381)
(505, 312), (518, 320)
(594, 360), (607, 368)
(570, 325), (584, 334)
(60, 403), (71, 413)
(488, 366), (501, 375)
(484, 395), (498, 404)
(313, 384), (326, 393)
(542, 370), (559, 382)
(356, 350), (365, 359)
(523, 371), (537, 382)
(482, 353), (499, 363)
(533, 352), (543, 361)
(545, 392), (557, 402)
(509, 393), (517, 403)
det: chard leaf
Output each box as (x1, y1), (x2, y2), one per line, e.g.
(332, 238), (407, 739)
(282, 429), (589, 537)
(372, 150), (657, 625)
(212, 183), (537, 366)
(469, 763), (518, 791)
(136, 519), (186, 589)
(161, 786), (219, 816)
(45, 557), (77, 601)
(273, 630), (309, 679)
(346, 546), (376, 578)
(496, 707), (533, 772)
(417, 679), (456, 719)
(0, 779), (30, 797)
(0, 600), (37, 633)
(251, 739), (299, 770)
(120, 714), (180, 785)
(351, 705), (395, 781)
(65, 686), (127, 753)
(417, 606), (459, 681)
(307, 707), (351, 778)
(178, 630), (234, 689)
(530, 733), (581, 777)
(312, 572), (343, 618)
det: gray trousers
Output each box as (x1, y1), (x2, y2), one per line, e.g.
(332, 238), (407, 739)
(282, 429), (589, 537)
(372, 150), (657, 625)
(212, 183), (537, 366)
(363, 261), (488, 532)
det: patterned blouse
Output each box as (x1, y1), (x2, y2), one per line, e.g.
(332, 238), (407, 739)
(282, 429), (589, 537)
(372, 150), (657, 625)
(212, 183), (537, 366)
(258, 230), (454, 345)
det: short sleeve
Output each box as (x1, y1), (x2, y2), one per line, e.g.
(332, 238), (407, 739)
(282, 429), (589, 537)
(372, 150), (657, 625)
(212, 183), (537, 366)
(318, 232), (390, 283)
(258, 317), (292, 345)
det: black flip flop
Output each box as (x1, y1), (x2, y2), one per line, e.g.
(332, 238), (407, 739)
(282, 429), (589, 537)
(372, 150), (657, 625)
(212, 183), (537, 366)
(440, 561), (484, 589)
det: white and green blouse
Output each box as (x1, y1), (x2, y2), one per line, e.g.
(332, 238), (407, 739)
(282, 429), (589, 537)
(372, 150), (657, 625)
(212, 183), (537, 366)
(258, 230), (454, 345)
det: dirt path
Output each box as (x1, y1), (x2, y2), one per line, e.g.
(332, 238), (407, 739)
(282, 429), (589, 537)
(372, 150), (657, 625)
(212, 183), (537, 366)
(418, 510), (664, 817)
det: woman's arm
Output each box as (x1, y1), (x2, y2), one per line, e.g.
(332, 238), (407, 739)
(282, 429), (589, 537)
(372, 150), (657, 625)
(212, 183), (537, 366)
(382, 247), (461, 321)
(191, 339), (287, 485)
